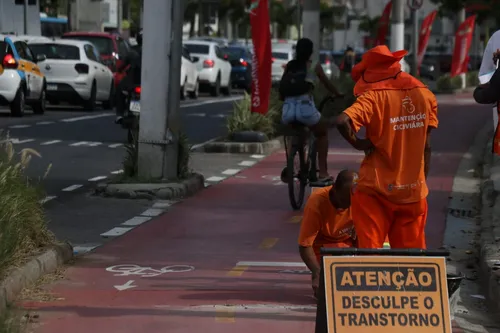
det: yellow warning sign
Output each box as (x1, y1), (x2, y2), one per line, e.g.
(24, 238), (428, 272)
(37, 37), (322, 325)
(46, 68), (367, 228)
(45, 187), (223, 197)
(323, 256), (451, 333)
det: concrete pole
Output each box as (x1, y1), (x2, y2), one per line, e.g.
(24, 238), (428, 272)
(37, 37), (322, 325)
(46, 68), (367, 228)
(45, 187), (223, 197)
(457, 7), (466, 89)
(23, 0), (28, 34)
(303, 0), (320, 62)
(390, 0), (405, 52)
(138, 0), (179, 179)
(411, 9), (419, 76)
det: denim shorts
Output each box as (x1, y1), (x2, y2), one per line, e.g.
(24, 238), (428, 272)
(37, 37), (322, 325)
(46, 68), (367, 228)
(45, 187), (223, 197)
(281, 95), (321, 126)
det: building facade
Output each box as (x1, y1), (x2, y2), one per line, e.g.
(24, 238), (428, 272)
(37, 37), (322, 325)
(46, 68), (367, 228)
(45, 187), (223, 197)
(0, 0), (41, 35)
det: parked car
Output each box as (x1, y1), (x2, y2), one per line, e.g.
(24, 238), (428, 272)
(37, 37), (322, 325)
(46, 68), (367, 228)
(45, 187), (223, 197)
(61, 31), (136, 87)
(271, 43), (294, 83)
(29, 39), (115, 110)
(319, 50), (340, 79)
(0, 35), (47, 116)
(181, 45), (199, 99)
(183, 40), (232, 97)
(221, 45), (252, 91)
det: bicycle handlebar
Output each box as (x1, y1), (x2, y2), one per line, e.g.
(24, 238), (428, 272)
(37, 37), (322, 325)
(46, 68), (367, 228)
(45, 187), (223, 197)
(320, 248), (450, 257)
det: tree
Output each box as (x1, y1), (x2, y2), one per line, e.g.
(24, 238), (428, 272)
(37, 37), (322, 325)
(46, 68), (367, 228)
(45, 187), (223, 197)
(39, 0), (59, 16)
(270, 0), (296, 38)
(358, 15), (380, 48)
(184, 0), (198, 37)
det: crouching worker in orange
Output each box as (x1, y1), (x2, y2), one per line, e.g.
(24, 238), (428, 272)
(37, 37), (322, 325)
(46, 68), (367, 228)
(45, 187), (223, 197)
(335, 45), (438, 250)
(298, 170), (357, 297)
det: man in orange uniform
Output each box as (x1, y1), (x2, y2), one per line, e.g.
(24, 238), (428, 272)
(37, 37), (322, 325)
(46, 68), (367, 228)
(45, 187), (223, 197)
(298, 170), (357, 297)
(336, 45), (438, 249)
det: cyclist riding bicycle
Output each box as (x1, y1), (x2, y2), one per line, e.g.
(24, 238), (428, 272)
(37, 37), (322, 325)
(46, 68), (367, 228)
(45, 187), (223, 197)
(279, 38), (343, 184)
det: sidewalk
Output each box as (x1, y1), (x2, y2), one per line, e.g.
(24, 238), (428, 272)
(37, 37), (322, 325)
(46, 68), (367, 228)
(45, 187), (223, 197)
(20, 100), (489, 332)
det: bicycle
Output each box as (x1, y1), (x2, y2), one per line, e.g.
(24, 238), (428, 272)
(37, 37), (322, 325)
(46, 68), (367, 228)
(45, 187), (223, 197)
(283, 95), (337, 210)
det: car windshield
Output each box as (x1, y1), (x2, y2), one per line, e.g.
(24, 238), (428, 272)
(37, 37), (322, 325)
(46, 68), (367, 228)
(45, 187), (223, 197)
(184, 44), (209, 55)
(29, 43), (80, 60)
(62, 35), (113, 55)
(223, 47), (245, 60)
(272, 52), (289, 60)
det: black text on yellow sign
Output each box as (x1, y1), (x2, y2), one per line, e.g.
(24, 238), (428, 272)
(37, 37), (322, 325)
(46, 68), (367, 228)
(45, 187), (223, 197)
(323, 256), (451, 333)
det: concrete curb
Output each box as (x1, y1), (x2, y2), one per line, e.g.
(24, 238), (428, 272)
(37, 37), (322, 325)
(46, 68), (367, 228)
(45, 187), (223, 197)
(478, 133), (500, 316)
(192, 138), (282, 154)
(95, 173), (205, 200)
(0, 242), (73, 313)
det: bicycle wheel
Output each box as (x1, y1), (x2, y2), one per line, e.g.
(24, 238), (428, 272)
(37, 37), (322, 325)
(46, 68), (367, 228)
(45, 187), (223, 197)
(287, 141), (307, 210)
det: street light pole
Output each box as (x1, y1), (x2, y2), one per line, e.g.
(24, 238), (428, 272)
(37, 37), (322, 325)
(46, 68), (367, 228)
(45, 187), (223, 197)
(303, 0), (320, 62)
(23, 0), (28, 34)
(390, 0), (405, 51)
(138, 0), (182, 179)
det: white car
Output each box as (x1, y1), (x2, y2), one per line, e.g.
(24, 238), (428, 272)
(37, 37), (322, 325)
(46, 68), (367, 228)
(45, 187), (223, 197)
(181, 45), (199, 100)
(271, 44), (294, 83)
(29, 39), (115, 110)
(183, 40), (232, 97)
(0, 35), (47, 117)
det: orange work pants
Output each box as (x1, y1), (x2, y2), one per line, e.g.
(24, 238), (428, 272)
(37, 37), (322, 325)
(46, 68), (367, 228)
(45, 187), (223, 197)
(351, 190), (427, 249)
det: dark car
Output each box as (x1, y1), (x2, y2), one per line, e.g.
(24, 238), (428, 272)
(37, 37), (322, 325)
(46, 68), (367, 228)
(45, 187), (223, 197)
(221, 46), (252, 91)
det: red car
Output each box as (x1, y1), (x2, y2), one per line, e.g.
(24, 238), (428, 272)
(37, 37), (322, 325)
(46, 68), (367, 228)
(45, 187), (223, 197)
(61, 31), (136, 86)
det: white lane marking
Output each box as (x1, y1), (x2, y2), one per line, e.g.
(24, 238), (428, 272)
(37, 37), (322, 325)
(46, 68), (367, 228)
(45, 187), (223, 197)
(187, 113), (206, 117)
(205, 176), (226, 182)
(236, 261), (307, 267)
(36, 121), (55, 125)
(39, 196), (57, 204)
(180, 96), (242, 108)
(152, 201), (173, 209)
(210, 114), (227, 118)
(222, 169), (240, 176)
(88, 176), (107, 182)
(73, 244), (100, 255)
(100, 227), (133, 237)
(122, 216), (152, 226)
(239, 160), (256, 167)
(60, 113), (113, 123)
(108, 143), (124, 148)
(250, 154), (265, 159)
(204, 182), (211, 188)
(69, 141), (102, 147)
(190, 137), (219, 151)
(40, 140), (62, 145)
(140, 208), (164, 217)
(111, 169), (124, 175)
(62, 184), (83, 192)
(328, 151), (364, 156)
(9, 124), (31, 129)
(10, 138), (35, 144)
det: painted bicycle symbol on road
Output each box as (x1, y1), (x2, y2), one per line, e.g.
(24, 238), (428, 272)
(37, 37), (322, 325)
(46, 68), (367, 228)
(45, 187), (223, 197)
(106, 264), (195, 278)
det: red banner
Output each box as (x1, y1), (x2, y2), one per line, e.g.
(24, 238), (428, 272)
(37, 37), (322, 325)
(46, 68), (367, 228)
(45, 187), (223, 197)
(417, 10), (437, 74)
(375, 1), (392, 46)
(249, 0), (272, 115)
(450, 15), (476, 77)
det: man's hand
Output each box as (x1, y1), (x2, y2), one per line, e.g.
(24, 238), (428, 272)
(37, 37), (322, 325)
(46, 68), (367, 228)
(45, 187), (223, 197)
(354, 138), (374, 152)
(312, 272), (320, 298)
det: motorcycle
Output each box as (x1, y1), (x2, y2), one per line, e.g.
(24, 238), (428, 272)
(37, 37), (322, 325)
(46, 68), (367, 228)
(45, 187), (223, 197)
(121, 85), (141, 144)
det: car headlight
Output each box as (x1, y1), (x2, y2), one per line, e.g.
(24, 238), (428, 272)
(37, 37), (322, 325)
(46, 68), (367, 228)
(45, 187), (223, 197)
(429, 65), (434, 71)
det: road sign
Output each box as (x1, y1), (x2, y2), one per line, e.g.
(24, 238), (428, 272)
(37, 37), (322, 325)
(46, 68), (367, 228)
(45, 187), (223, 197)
(407, 0), (423, 10)
(322, 256), (451, 333)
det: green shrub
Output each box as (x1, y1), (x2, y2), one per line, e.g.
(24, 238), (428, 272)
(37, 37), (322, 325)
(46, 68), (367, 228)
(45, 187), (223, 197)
(0, 138), (54, 278)
(466, 71), (479, 87)
(436, 74), (462, 92)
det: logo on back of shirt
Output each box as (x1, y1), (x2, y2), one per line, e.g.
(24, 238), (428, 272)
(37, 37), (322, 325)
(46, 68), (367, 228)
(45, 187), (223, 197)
(402, 96), (415, 113)
(389, 94), (426, 131)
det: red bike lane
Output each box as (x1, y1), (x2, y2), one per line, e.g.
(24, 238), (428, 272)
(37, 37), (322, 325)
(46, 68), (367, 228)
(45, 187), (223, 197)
(21, 99), (488, 333)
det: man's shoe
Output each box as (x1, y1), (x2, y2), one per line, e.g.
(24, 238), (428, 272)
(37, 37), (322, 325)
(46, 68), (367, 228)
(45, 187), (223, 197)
(115, 116), (123, 124)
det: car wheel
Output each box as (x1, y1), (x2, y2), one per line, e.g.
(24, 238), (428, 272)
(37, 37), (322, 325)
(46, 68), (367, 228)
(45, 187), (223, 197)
(102, 81), (115, 110)
(221, 75), (232, 96)
(83, 82), (97, 111)
(210, 74), (221, 97)
(32, 85), (46, 115)
(10, 87), (25, 117)
(189, 79), (199, 99)
(180, 77), (187, 100)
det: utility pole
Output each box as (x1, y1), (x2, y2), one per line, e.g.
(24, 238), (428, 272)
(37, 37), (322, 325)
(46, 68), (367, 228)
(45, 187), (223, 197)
(303, 0), (320, 61)
(23, 0), (28, 34)
(390, 0), (405, 51)
(117, 0), (123, 33)
(411, 9), (419, 76)
(457, 7), (466, 89)
(138, 0), (183, 179)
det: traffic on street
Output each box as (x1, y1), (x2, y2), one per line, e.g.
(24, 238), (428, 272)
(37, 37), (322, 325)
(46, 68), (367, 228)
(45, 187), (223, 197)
(0, 0), (499, 332)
